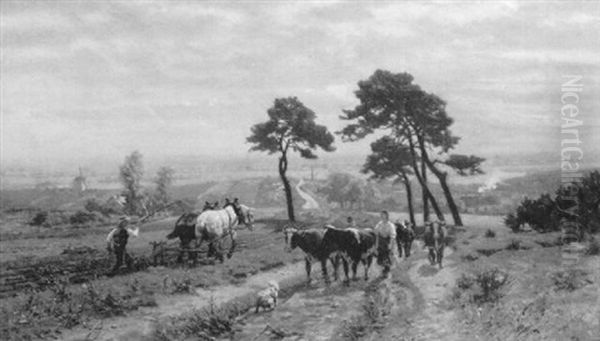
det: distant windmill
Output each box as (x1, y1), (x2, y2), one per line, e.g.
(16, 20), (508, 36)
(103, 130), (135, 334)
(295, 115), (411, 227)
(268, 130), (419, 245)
(72, 167), (88, 193)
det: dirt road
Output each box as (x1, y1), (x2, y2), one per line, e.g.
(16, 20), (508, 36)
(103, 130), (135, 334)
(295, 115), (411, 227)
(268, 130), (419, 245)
(62, 241), (461, 341)
(61, 262), (309, 341)
(296, 179), (319, 210)
(379, 243), (461, 341)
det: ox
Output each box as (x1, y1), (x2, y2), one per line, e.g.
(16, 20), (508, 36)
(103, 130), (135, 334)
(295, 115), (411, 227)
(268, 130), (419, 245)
(283, 227), (340, 285)
(395, 220), (416, 258)
(423, 221), (447, 268)
(167, 198), (254, 262)
(321, 225), (376, 282)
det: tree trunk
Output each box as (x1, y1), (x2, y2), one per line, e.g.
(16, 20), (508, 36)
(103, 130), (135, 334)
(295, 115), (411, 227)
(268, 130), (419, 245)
(279, 153), (295, 222)
(401, 172), (416, 226)
(421, 153), (430, 222)
(418, 138), (463, 226)
(406, 136), (444, 221)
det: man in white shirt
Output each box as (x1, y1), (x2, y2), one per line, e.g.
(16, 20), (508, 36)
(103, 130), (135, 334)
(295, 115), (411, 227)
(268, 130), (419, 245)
(374, 210), (396, 278)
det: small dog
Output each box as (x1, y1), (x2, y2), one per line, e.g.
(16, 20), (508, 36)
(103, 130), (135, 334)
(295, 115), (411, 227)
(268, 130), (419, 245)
(255, 280), (280, 313)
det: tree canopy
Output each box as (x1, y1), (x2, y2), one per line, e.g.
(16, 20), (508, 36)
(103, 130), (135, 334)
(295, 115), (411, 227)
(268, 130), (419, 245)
(248, 97), (335, 158)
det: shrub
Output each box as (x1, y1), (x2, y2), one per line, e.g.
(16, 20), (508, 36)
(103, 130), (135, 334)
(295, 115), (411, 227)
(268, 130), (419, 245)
(460, 253), (479, 262)
(505, 171), (600, 234)
(453, 268), (509, 306)
(550, 269), (590, 292)
(169, 276), (195, 295)
(484, 229), (496, 238)
(584, 236), (599, 256)
(85, 199), (120, 216)
(69, 210), (97, 225)
(506, 239), (521, 250)
(456, 273), (475, 290)
(30, 211), (48, 226)
(153, 299), (240, 340)
(504, 213), (521, 232)
(474, 268), (509, 303)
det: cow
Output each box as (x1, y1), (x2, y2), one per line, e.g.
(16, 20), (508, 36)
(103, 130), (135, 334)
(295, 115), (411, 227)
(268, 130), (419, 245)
(395, 220), (416, 258)
(283, 227), (340, 285)
(423, 220), (447, 268)
(321, 225), (376, 283)
(167, 198), (254, 262)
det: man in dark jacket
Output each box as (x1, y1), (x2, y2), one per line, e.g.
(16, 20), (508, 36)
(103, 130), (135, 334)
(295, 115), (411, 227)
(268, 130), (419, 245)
(107, 216), (134, 273)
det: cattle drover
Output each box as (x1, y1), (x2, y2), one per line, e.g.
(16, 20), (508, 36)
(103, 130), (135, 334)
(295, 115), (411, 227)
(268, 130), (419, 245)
(374, 210), (397, 278)
(106, 216), (139, 273)
(167, 198), (254, 262)
(423, 220), (447, 268)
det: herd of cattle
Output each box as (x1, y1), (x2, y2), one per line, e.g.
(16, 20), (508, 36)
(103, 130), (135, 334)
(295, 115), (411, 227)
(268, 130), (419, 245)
(282, 220), (447, 285)
(163, 198), (448, 284)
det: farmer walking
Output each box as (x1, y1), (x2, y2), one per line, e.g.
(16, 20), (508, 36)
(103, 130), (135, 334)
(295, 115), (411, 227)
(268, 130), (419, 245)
(374, 210), (397, 278)
(107, 216), (137, 273)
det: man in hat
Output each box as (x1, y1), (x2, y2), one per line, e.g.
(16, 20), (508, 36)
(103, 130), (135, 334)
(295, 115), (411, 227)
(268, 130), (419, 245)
(107, 216), (136, 273)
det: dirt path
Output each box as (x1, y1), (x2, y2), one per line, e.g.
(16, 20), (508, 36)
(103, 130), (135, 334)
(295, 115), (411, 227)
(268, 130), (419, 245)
(61, 262), (308, 341)
(231, 279), (369, 341)
(296, 179), (319, 210)
(394, 243), (461, 341)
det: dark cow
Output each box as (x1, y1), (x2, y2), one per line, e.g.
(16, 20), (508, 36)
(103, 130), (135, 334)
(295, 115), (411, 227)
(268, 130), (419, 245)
(321, 225), (376, 282)
(423, 221), (447, 268)
(283, 227), (340, 285)
(395, 220), (415, 258)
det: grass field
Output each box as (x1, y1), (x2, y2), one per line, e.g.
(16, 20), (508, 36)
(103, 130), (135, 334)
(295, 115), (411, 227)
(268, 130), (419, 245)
(1, 174), (599, 340)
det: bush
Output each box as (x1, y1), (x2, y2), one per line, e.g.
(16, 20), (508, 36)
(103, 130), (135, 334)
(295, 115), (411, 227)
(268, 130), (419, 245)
(30, 211), (48, 226)
(505, 171), (600, 234)
(460, 253), (479, 262)
(551, 269), (590, 292)
(153, 299), (240, 340)
(85, 199), (120, 216)
(505, 239), (521, 250)
(456, 273), (475, 290)
(584, 236), (599, 256)
(484, 229), (496, 238)
(474, 268), (509, 303)
(69, 211), (97, 225)
(453, 268), (509, 306)
(169, 276), (195, 295)
(30, 210), (71, 227)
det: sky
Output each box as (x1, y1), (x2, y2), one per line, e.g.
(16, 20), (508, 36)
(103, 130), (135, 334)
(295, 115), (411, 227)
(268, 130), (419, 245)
(1, 0), (599, 170)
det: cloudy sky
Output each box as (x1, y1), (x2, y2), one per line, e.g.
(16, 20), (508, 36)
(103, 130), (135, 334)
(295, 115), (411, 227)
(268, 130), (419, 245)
(1, 1), (599, 169)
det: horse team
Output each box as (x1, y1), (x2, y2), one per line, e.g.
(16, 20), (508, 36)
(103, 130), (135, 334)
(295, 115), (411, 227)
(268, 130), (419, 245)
(166, 198), (254, 262)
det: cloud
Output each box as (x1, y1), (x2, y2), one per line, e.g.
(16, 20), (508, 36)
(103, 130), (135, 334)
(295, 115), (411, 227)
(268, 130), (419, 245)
(1, 1), (598, 169)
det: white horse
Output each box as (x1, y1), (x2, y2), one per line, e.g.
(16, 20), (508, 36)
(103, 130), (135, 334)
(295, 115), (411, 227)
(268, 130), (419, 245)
(194, 201), (254, 261)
